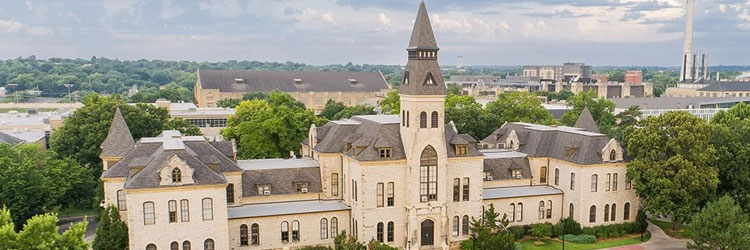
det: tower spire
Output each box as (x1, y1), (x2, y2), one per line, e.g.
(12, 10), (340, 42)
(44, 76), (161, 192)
(100, 107), (135, 158)
(399, 1), (446, 96)
(408, 1), (437, 49)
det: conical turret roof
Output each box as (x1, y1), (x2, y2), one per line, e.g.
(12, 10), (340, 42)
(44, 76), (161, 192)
(408, 1), (437, 49)
(100, 107), (135, 158)
(399, 1), (446, 96)
(574, 106), (600, 133)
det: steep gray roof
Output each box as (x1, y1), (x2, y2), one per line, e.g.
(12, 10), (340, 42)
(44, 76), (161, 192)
(241, 167), (321, 197)
(574, 107), (600, 133)
(197, 70), (389, 93)
(482, 150), (532, 180)
(484, 186), (563, 200)
(399, 1), (446, 96)
(481, 123), (613, 165)
(100, 108), (135, 158)
(228, 200), (349, 219)
(610, 96), (750, 109)
(698, 81), (750, 92)
(408, 2), (437, 49)
(0, 131), (24, 146)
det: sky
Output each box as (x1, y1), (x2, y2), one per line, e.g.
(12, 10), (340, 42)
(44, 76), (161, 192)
(0, 0), (748, 66)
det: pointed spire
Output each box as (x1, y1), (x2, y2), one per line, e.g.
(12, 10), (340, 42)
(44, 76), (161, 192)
(100, 107), (135, 158)
(574, 106), (600, 133)
(408, 1), (437, 48)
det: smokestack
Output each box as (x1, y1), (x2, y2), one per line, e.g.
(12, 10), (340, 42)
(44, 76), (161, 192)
(680, 0), (694, 82)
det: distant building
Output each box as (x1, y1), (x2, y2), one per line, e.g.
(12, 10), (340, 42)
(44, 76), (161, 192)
(194, 70), (390, 112)
(624, 70), (643, 84)
(541, 81), (653, 98)
(592, 74), (608, 84)
(0, 109), (70, 149)
(734, 72), (750, 82)
(523, 63), (591, 82)
(610, 96), (750, 121)
(666, 81), (750, 98)
(448, 75), (501, 83)
(153, 100), (234, 137)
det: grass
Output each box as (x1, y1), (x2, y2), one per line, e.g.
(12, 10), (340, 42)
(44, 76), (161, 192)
(58, 207), (98, 218)
(0, 107), (58, 113)
(519, 232), (650, 250)
(649, 219), (692, 239)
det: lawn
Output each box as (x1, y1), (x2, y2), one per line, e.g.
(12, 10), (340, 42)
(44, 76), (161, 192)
(649, 219), (692, 239)
(519, 233), (650, 250)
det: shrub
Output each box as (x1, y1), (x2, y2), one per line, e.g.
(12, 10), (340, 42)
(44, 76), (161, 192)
(561, 234), (597, 243)
(299, 246), (332, 250)
(581, 221), (644, 239)
(530, 223), (552, 242)
(508, 225), (526, 240)
(552, 217), (582, 237)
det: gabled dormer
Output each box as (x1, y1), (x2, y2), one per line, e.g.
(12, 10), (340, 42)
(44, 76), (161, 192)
(159, 155), (195, 186)
(602, 138), (624, 162)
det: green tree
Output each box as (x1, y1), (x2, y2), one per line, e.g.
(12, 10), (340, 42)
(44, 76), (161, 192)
(608, 70), (625, 82)
(485, 91), (555, 129)
(561, 90), (616, 134)
(217, 92), (269, 108)
(0, 207), (88, 250)
(447, 83), (462, 95)
(445, 94), (493, 140)
(92, 205), (128, 250)
(709, 103), (750, 212)
(163, 118), (202, 136)
(462, 204), (515, 250)
(626, 111), (718, 230)
(319, 100), (346, 120)
(530, 224), (551, 244)
(332, 105), (376, 120)
(333, 231), (365, 250)
(378, 90), (400, 115)
(223, 91), (327, 159)
(687, 196), (750, 250)
(367, 239), (398, 250)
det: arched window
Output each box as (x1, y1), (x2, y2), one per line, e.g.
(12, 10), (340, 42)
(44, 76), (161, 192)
(147, 244), (157, 250)
(292, 220), (300, 241)
(570, 173), (576, 190)
(591, 174), (598, 192)
(554, 168), (560, 185)
(377, 222), (384, 242)
(420, 112), (427, 128)
(611, 204), (617, 222)
(609, 149), (617, 161)
(420, 145), (438, 201)
(281, 221), (289, 243)
(540, 167), (547, 183)
(546, 200), (552, 218)
(143, 202), (155, 225)
(321, 218), (328, 239)
(172, 168), (182, 183)
(538, 201), (545, 219)
(331, 217), (338, 237)
(604, 204), (610, 222)
(452, 216), (459, 236)
(240, 224), (248, 246)
(203, 239), (214, 250)
(182, 241), (191, 250)
(251, 224), (260, 245)
(517, 203), (523, 221)
(431, 111), (438, 128)
(509, 203), (516, 221)
(462, 215), (469, 235)
(510, 140), (514, 150)
(387, 221), (394, 242)
(624, 203), (631, 220)
(589, 206), (597, 223)
(569, 203), (574, 218)
(226, 184), (234, 204)
(171, 242), (179, 250)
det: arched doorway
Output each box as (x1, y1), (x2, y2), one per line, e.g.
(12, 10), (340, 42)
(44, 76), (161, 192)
(420, 219), (434, 246)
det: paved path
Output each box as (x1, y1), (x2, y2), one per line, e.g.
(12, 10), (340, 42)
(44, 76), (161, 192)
(58, 216), (98, 243)
(605, 222), (691, 250)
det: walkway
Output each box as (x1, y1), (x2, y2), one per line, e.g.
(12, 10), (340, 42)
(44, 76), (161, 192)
(605, 222), (691, 250)
(58, 216), (98, 243)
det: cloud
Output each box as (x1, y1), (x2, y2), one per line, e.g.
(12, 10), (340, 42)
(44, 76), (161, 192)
(26, 25), (54, 37)
(161, 0), (186, 20)
(0, 19), (22, 32)
(379, 12), (390, 25)
(199, 0), (245, 18)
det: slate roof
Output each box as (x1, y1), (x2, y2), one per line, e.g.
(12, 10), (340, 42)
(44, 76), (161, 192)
(481, 123), (613, 165)
(610, 96), (750, 109)
(574, 107), (600, 133)
(408, 2), (437, 49)
(0, 131), (24, 146)
(227, 200), (349, 219)
(482, 150), (532, 180)
(484, 186), (563, 200)
(399, 1), (446, 96)
(197, 70), (389, 93)
(241, 166), (322, 197)
(100, 108), (135, 158)
(697, 81), (750, 92)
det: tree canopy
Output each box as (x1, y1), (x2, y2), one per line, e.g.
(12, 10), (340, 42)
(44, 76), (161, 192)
(319, 100), (376, 120)
(92, 205), (128, 250)
(709, 102), (750, 212)
(485, 91), (556, 127)
(461, 204), (515, 250)
(687, 196), (750, 250)
(445, 94), (494, 140)
(378, 90), (400, 115)
(561, 90), (616, 134)
(0, 207), (88, 249)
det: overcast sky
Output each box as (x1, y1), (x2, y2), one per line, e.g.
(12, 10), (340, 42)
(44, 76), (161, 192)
(0, 0), (748, 66)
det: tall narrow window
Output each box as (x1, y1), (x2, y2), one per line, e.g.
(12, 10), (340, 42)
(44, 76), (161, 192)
(204, 239), (214, 250)
(321, 218), (329, 239)
(226, 184), (235, 204)
(402, 110), (405, 126)
(147, 244), (157, 250)
(143, 202), (155, 225)
(612, 173), (618, 191)
(604, 204), (610, 222)
(406, 111), (409, 127)
(624, 203), (631, 220)
(387, 182), (394, 206)
(609, 149), (617, 161)
(331, 217), (339, 237)
(606, 173), (611, 191)
(420, 146), (438, 201)
(569, 203), (574, 218)
(168, 200), (177, 223)
(240, 224), (249, 246)
(462, 178), (470, 201)
(377, 183), (384, 207)
(202, 198), (213, 221)
(611, 204), (617, 222)
(589, 206), (597, 223)
(517, 203), (523, 221)
(117, 190), (127, 211)
(292, 220), (300, 241)
(332, 173), (339, 196)
(180, 199), (189, 222)
(281, 221), (289, 243)
(509, 203), (516, 221)
(183, 241), (191, 250)
(251, 224), (260, 245)
(570, 173), (576, 190)
(387, 221), (394, 242)
(420, 112), (427, 128)
(538, 201), (545, 219)
(591, 174), (598, 192)
(554, 168), (560, 185)
(462, 215), (469, 235)
(626, 178), (632, 190)
(377, 222), (384, 242)
(452, 216), (459, 236)
(540, 167), (547, 183)
(172, 168), (182, 183)
(453, 178), (460, 202)
(546, 200), (552, 219)
(431, 111), (438, 128)
(171, 242), (179, 250)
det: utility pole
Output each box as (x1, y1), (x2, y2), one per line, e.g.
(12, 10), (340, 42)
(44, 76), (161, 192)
(6, 84), (18, 103)
(64, 84), (73, 102)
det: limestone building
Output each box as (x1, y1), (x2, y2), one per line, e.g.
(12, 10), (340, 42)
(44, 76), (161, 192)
(100, 3), (638, 250)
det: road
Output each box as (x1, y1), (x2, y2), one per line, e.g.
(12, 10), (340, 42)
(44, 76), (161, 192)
(605, 222), (691, 250)
(58, 216), (98, 243)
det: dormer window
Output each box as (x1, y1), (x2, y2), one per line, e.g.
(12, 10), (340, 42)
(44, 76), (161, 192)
(344, 143), (352, 152)
(403, 71), (410, 85)
(234, 78), (245, 84)
(348, 79), (357, 85)
(424, 73), (436, 85)
(294, 79), (303, 84)
(379, 148), (392, 159)
(609, 149), (617, 161)
(484, 172), (493, 181)
(295, 182), (309, 193)
(565, 147), (577, 158)
(171, 168), (182, 183)
(455, 145), (467, 156)
(257, 185), (271, 196)
(511, 170), (522, 179)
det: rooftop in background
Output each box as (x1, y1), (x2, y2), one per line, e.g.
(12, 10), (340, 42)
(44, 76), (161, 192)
(0, 130), (45, 144)
(484, 185), (563, 200)
(237, 158), (319, 171)
(0, 109), (72, 130)
(610, 96), (750, 110)
(698, 81), (750, 92)
(481, 150), (528, 159)
(197, 70), (389, 93)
